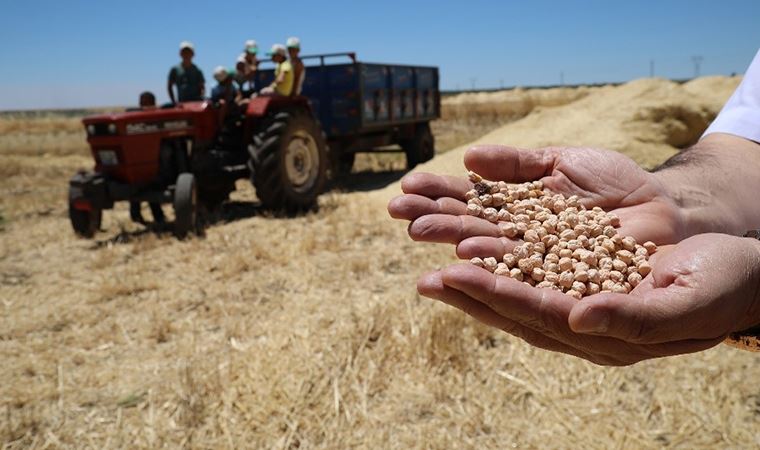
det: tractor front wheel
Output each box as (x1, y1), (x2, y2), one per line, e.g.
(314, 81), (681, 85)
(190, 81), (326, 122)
(173, 173), (198, 239)
(68, 187), (102, 238)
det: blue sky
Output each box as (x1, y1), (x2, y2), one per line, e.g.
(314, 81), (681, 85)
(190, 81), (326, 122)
(1, 0), (758, 110)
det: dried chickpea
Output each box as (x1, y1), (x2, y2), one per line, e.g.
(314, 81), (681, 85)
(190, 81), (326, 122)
(628, 272), (643, 288)
(470, 257), (485, 268)
(638, 261), (652, 277)
(502, 253), (517, 268)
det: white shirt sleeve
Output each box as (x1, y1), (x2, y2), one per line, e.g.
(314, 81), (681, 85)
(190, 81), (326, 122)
(703, 49), (760, 143)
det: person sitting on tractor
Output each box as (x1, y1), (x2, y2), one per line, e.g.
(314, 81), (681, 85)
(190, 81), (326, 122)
(234, 55), (255, 97)
(211, 66), (239, 103)
(167, 41), (205, 104)
(286, 37), (305, 96)
(139, 91), (157, 110)
(211, 66), (245, 126)
(243, 40), (259, 75)
(130, 91), (166, 226)
(260, 44), (294, 96)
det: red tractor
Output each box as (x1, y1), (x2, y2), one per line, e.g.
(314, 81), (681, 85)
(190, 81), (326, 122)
(69, 53), (440, 238)
(70, 96), (327, 238)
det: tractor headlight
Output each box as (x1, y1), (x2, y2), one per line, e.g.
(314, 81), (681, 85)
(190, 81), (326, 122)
(97, 150), (118, 166)
(107, 123), (117, 134)
(86, 124), (96, 135)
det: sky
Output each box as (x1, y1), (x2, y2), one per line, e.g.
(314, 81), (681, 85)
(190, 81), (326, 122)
(1, 0), (759, 110)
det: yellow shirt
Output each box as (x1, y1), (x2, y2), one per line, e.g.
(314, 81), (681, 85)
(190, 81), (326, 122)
(274, 60), (294, 96)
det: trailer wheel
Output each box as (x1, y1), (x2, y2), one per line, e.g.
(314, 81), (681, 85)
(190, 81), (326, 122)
(68, 187), (102, 238)
(173, 173), (198, 239)
(249, 110), (327, 211)
(334, 152), (355, 178)
(403, 123), (435, 170)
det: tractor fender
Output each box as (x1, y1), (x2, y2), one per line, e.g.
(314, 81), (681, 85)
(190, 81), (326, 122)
(245, 96), (313, 118)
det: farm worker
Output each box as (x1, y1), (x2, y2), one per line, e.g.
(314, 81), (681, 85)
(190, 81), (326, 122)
(388, 48), (760, 365)
(234, 54), (255, 97)
(261, 44), (294, 96)
(129, 92), (166, 226)
(167, 41), (205, 104)
(139, 91), (157, 110)
(243, 40), (259, 75)
(286, 37), (305, 96)
(211, 66), (243, 126)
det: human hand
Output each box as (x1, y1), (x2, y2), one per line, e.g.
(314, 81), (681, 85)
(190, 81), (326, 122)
(388, 145), (687, 260)
(418, 233), (760, 365)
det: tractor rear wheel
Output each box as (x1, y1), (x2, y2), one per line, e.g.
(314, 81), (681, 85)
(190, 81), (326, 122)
(403, 122), (435, 170)
(68, 187), (101, 238)
(173, 173), (198, 239)
(248, 110), (328, 211)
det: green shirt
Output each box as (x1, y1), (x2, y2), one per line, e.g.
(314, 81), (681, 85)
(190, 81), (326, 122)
(169, 63), (205, 102)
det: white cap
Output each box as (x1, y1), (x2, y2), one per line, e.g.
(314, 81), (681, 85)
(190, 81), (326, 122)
(268, 44), (287, 57)
(179, 41), (194, 51)
(213, 66), (228, 82)
(244, 40), (258, 54)
(236, 54), (247, 65)
(286, 37), (300, 49)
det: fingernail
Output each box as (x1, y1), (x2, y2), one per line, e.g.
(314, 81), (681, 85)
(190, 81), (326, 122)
(576, 307), (610, 333)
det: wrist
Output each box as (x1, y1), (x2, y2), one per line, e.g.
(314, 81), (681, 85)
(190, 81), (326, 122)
(740, 235), (760, 331)
(652, 168), (741, 238)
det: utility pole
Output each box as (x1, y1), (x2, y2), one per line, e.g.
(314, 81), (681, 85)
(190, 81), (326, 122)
(691, 55), (703, 78)
(559, 71), (564, 86)
(500, 78), (504, 89)
(470, 77), (477, 91)
(649, 59), (655, 78)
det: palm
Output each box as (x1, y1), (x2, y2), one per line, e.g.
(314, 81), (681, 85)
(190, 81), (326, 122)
(388, 145), (684, 259)
(535, 147), (683, 244)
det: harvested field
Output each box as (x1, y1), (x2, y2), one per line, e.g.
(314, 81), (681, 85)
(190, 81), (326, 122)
(3, 76), (760, 449)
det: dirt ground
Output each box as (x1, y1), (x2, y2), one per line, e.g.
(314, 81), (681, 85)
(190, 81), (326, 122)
(3, 78), (760, 449)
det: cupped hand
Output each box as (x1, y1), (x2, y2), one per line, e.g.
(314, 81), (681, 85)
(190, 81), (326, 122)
(388, 145), (687, 259)
(418, 233), (760, 365)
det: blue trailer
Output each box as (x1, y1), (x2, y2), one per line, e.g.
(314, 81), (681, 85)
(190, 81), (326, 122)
(255, 53), (440, 172)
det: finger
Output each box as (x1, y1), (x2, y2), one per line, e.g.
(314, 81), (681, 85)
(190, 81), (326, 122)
(408, 214), (502, 244)
(418, 270), (602, 363)
(401, 172), (471, 199)
(418, 270), (516, 329)
(456, 236), (518, 259)
(567, 288), (726, 344)
(464, 145), (557, 182)
(387, 194), (467, 221)
(440, 263), (576, 332)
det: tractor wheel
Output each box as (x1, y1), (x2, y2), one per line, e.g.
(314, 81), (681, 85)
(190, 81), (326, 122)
(248, 110), (328, 211)
(68, 187), (101, 238)
(403, 123), (435, 170)
(173, 173), (198, 239)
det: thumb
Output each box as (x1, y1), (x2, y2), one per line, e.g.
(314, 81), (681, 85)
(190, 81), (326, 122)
(567, 291), (708, 344)
(464, 145), (555, 183)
